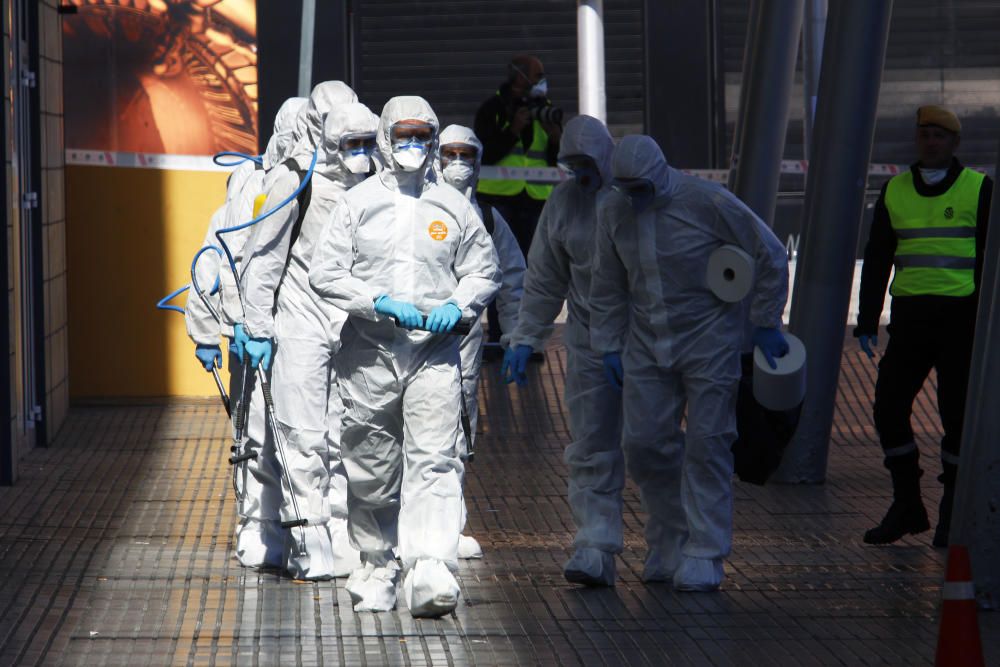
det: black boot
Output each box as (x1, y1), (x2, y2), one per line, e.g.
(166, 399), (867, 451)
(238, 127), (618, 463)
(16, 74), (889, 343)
(863, 465), (929, 545)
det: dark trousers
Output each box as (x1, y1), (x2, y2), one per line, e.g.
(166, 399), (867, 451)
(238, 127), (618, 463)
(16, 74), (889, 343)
(873, 302), (976, 478)
(478, 191), (546, 341)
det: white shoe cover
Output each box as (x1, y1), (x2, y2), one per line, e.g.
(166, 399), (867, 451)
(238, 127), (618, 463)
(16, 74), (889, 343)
(457, 534), (483, 560)
(328, 518), (363, 577)
(285, 524), (337, 581)
(642, 536), (685, 582)
(403, 559), (460, 618)
(673, 556), (724, 592)
(349, 561), (400, 612)
(563, 548), (616, 587)
(235, 519), (286, 569)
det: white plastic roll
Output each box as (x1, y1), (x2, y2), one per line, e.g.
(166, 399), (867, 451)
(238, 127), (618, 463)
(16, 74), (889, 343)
(753, 332), (807, 411)
(707, 245), (754, 302)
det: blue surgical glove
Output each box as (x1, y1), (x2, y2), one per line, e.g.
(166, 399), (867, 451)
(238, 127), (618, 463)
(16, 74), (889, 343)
(425, 302), (462, 333)
(233, 323), (250, 361)
(752, 326), (790, 370)
(859, 334), (878, 359)
(602, 352), (624, 390)
(374, 295), (424, 330)
(501, 345), (533, 386)
(195, 344), (222, 371)
(245, 337), (274, 371)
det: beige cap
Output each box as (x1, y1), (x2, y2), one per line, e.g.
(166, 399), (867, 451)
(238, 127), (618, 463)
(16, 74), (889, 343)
(917, 105), (961, 134)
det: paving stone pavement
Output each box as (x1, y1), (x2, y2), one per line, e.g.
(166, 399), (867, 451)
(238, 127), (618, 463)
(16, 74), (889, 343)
(1, 330), (997, 666)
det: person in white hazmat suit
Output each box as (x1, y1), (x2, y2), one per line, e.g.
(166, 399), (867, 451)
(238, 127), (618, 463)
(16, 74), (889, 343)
(498, 114), (626, 586)
(309, 96), (500, 616)
(185, 96), (306, 570)
(589, 135), (789, 591)
(435, 124), (526, 561)
(239, 100), (375, 581)
(227, 84), (356, 573)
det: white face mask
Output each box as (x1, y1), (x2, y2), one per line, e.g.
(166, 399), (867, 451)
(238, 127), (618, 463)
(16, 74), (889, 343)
(530, 78), (548, 99)
(392, 140), (429, 172)
(443, 160), (475, 189)
(919, 167), (949, 185)
(342, 151), (371, 175)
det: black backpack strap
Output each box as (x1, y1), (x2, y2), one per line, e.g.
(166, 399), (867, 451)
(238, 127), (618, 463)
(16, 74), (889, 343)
(281, 157), (313, 249)
(482, 205), (496, 236)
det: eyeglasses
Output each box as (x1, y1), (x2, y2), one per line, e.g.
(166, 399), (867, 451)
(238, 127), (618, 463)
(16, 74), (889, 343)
(440, 143), (479, 163)
(338, 132), (377, 154)
(390, 122), (436, 144)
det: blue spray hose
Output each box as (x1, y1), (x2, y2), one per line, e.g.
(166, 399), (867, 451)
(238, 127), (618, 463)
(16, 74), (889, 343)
(213, 151), (263, 168)
(214, 149), (318, 280)
(156, 284), (190, 314)
(155, 150), (318, 318)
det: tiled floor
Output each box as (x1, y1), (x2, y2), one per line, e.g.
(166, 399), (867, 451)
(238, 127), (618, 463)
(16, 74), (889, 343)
(1, 332), (997, 666)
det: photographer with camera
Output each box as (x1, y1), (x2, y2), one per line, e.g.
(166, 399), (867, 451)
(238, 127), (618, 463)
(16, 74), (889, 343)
(474, 54), (562, 356)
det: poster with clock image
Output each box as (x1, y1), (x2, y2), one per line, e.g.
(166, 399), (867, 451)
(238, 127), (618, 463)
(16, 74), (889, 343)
(62, 0), (258, 158)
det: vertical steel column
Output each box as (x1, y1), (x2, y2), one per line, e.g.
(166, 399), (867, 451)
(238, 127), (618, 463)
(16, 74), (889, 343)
(774, 0), (894, 484)
(0, 2), (11, 484)
(728, 0), (803, 225)
(577, 0), (607, 123)
(802, 0), (827, 160)
(297, 0), (316, 97)
(950, 142), (1000, 609)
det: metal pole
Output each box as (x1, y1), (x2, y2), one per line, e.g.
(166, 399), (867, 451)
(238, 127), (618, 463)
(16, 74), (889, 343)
(297, 0), (316, 97)
(802, 0), (827, 160)
(773, 0), (894, 484)
(727, 0), (760, 190)
(577, 0), (606, 123)
(950, 140), (1000, 609)
(728, 0), (803, 225)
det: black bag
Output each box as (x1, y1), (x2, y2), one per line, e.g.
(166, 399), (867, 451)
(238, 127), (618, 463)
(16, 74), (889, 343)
(731, 353), (802, 485)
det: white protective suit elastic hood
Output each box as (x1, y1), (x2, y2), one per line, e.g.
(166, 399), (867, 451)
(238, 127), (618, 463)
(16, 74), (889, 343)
(611, 134), (681, 206)
(321, 102), (380, 183)
(375, 96), (440, 193)
(263, 96), (308, 170)
(558, 114), (615, 190)
(436, 124), (483, 199)
(288, 81), (359, 165)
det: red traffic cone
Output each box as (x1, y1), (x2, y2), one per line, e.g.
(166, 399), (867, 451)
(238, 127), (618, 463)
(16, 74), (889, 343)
(935, 545), (985, 667)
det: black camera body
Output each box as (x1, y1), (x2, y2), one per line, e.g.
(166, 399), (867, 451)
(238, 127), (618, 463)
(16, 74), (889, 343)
(530, 103), (564, 126)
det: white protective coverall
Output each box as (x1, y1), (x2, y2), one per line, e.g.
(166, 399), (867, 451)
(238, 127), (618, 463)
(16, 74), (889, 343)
(507, 114), (625, 586)
(240, 101), (374, 580)
(436, 124), (526, 560)
(203, 96), (306, 570)
(309, 97), (500, 615)
(590, 135), (788, 590)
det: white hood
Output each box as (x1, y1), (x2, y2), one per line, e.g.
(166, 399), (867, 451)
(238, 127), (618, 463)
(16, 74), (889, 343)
(320, 102), (380, 185)
(434, 123), (483, 201)
(288, 80), (359, 165)
(374, 95), (440, 194)
(611, 134), (681, 203)
(262, 96), (307, 170)
(558, 114), (615, 189)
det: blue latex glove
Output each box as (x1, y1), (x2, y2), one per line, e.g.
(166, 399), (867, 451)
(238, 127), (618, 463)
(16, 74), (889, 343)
(195, 344), (222, 371)
(425, 303), (462, 333)
(501, 345), (533, 386)
(859, 334), (878, 359)
(752, 327), (790, 370)
(245, 338), (274, 371)
(233, 323), (250, 361)
(374, 295), (424, 330)
(603, 352), (624, 390)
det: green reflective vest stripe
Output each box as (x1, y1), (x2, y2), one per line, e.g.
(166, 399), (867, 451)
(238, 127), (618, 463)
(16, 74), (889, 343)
(885, 168), (983, 298)
(477, 102), (554, 201)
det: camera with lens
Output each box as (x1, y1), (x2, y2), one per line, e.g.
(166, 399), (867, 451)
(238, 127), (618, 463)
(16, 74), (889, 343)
(530, 103), (564, 126)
